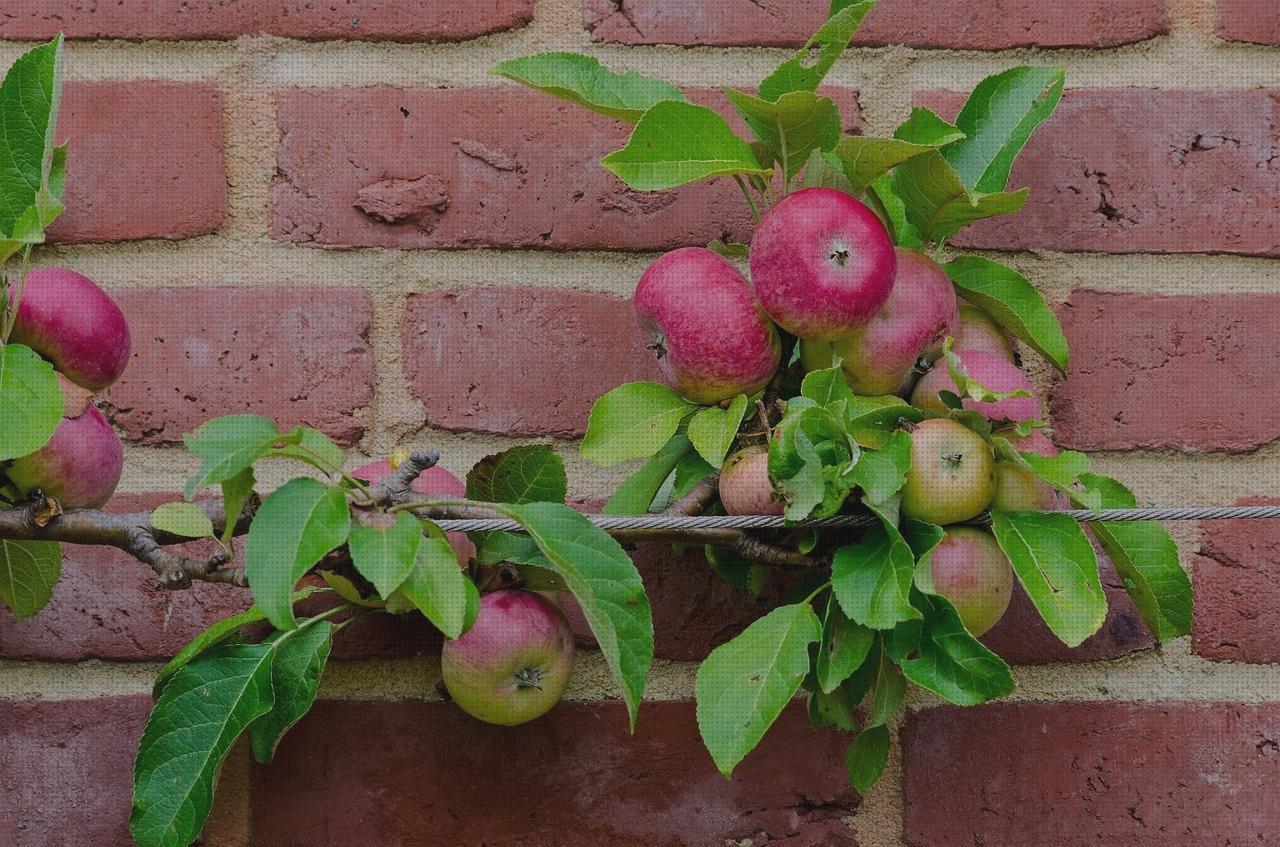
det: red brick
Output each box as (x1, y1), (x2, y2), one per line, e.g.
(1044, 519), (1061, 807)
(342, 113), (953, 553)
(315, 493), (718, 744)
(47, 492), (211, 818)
(585, 0), (1166, 48)
(0, 695), (151, 846)
(1050, 290), (1280, 452)
(252, 700), (855, 846)
(1195, 496), (1280, 663)
(102, 286), (374, 446)
(0, 0), (533, 41)
(271, 86), (858, 251)
(1219, 0), (1280, 44)
(922, 89), (1280, 256)
(903, 702), (1280, 846)
(49, 81), (225, 243)
(401, 287), (658, 437)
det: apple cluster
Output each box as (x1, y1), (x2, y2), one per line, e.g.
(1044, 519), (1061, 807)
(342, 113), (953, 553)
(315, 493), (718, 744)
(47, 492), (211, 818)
(3, 269), (130, 509)
(635, 188), (1063, 637)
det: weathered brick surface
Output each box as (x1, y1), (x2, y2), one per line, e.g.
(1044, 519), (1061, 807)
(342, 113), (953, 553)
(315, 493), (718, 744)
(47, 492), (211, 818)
(0, 0), (533, 41)
(271, 86), (858, 251)
(402, 287), (658, 437)
(49, 81), (226, 243)
(1194, 497), (1280, 663)
(1050, 290), (1280, 452)
(0, 696), (151, 846)
(251, 700), (856, 846)
(903, 702), (1280, 846)
(922, 89), (1280, 256)
(102, 287), (374, 446)
(1218, 0), (1280, 44)
(585, 0), (1167, 48)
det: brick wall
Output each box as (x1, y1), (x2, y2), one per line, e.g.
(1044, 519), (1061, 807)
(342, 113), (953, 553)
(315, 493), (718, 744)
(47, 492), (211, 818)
(2, 0), (1279, 844)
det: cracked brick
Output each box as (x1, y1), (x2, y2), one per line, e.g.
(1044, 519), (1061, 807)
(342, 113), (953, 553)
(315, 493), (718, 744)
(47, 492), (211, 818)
(1195, 497), (1280, 663)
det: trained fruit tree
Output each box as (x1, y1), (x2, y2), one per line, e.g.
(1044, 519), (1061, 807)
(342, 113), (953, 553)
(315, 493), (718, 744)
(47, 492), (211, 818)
(0, 5), (1197, 845)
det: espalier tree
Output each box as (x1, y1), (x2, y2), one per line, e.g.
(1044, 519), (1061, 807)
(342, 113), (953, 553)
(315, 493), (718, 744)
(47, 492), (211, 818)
(0, 6), (1195, 846)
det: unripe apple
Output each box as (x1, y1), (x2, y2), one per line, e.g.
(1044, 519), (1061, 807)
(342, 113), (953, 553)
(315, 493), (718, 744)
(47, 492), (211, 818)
(5, 406), (124, 509)
(900, 418), (995, 525)
(719, 446), (784, 516)
(749, 188), (896, 341)
(806, 249), (957, 395)
(633, 247), (781, 405)
(992, 429), (1064, 512)
(352, 459), (476, 566)
(911, 350), (1041, 423)
(925, 527), (1013, 637)
(440, 589), (575, 726)
(952, 302), (1016, 363)
(8, 268), (131, 391)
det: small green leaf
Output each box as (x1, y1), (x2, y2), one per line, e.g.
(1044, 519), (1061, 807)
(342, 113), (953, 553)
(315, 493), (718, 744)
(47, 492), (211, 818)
(603, 432), (694, 515)
(892, 151), (1028, 244)
(849, 430), (912, 505)
(219, 467), (256, 549)
(0, 343), (62, 461)
(831, 513), (920, 630)
(396, 537), (479, 639)
(724, 89), (842, 181)
(833, 108), (964, 194)
(759, 2), (877, 102)
(184, 415), (282, 500)
(865, 643), (906, 727)
(150, 502), (215, 540)
(491, 52), (686, 122)
(708, 240), (750, 258)
(602, 101), (770, 191)
(769, 401), (860, 520)
(581, 381), (697, 467)
(801, 366), (854, 408)
(270, 427), (344, 474)
(867, 173), (924, 249)
(816, 595), (874, 694)
(249, 621), (333, 763)
(0, 539), (60, 621)
(467, 444), (567, 505)
(696, 603), (821, 777)
(348, 512), (422, 598)
(1020, 450), (1090, 491)
(898, 593), (1015, 705)
(991, 511), (1107, 647)
(245, 478), (351, 631)
(687, 395), (749, 469)
(846, 725), (891, 792)
(845, 395), (922, 449)
(946, 256), (1069, 373)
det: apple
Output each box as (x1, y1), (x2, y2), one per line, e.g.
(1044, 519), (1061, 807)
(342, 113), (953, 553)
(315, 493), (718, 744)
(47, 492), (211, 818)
(803, 248), (957, 395)
(992, 429), (1064, 512)
(633, 247), (781, 405)
(353, 459), (476, 566)
(719, 446), (784, 516)
(952, 302), (1016, 363)
(8, 268), (131, 392)
(925, 527), (1014, 637)
(749, 188), (896, 341)
(900, 418), (995, 525)
(5, 406), (124, 509)
(440, 589), (575, 726)
(910, 350), (1041, 423)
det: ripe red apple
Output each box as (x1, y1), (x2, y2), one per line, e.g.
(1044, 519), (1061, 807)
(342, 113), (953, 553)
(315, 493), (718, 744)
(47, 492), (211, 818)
(5, 406), (124, 509)
(952, 302), (1016, 363)
(633, 247), (781, 405)
(719, 446), (784, 516)
(900, 418), (995, 525)
(926, 527), (1014, 637)
(806, 248), (957, 395)
(911, 350), (1041, 423)
(353, 459), (476, 566)
(992, 429), (1064, 512)
(749, 188), (896, 341)
(440, 589), (575, 726)
(8, 268), (131, 392)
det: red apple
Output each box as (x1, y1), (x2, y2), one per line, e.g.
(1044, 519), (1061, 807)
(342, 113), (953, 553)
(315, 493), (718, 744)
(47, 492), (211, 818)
(8, 268), (131, 392)
(911, 350), (1041, 423)
(952, 302), (1016, 363)
(719, 446), (784, 516)
(440, 589), (575, 726)
(926, 527), (1014, 637)
(5, 406), (124, 509)
(353, 459), (476, 566)
(749, 188), (896, 341)
(900, 418), (995, 525)
(633, 247), (781, 405)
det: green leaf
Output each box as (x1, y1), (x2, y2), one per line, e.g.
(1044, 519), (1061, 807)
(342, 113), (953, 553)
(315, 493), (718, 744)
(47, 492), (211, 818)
(849, 430), (911, 505)
(845, 395), (922, 449)
(502, 502), (653, 729)
(466, 444), (567, 505)
(245, 478), (351, 631)
(801, 365), (854, 408)
(867, 173), (924, 249)
(831, 513), (920, 630)
(491, 52), (686, 122)
(1020, 450), (1090, 491)
(816, 594), (874, 694)
(249, 621), (333, 763)
(946, 256), (1069, 373)
(724, 89), (842, 181)
(0, 539), (60, 621)
(152, 605), (269, 699)
(707, 239), (750, 258)
(687, 395), (748, 469)
(396, 537), (479, 639)
(769, 401), (860, 520)
(892, 151), (1028, 244)
(219, 467), (255, 549)
(348, 512), (422, 598)
(696, 603), (821, 777)
(1074, 473), (1191, 640)
(602, 101), (770, 191)
(865, 642), (906, 727)
(0, 36), (63, 240)
(581, 381), (697, 467)
(270, 427), (344, 474)
(942, 67), (1065, 194)
(990, 511), (1107, 647)
(603, 432), (693, 515)
(150, 502), (214, 540)
(846, 725), (891, 792)
(898, 594), (1015, 705)
(759, 2), (877, 102)
(184, 415), (282, 499)
(0, 343), (62, 461)
(833, 108), (964, 193)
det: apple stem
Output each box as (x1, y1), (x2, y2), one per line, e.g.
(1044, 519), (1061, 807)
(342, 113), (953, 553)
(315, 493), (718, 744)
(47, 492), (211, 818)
(733, 175), (761, 222)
